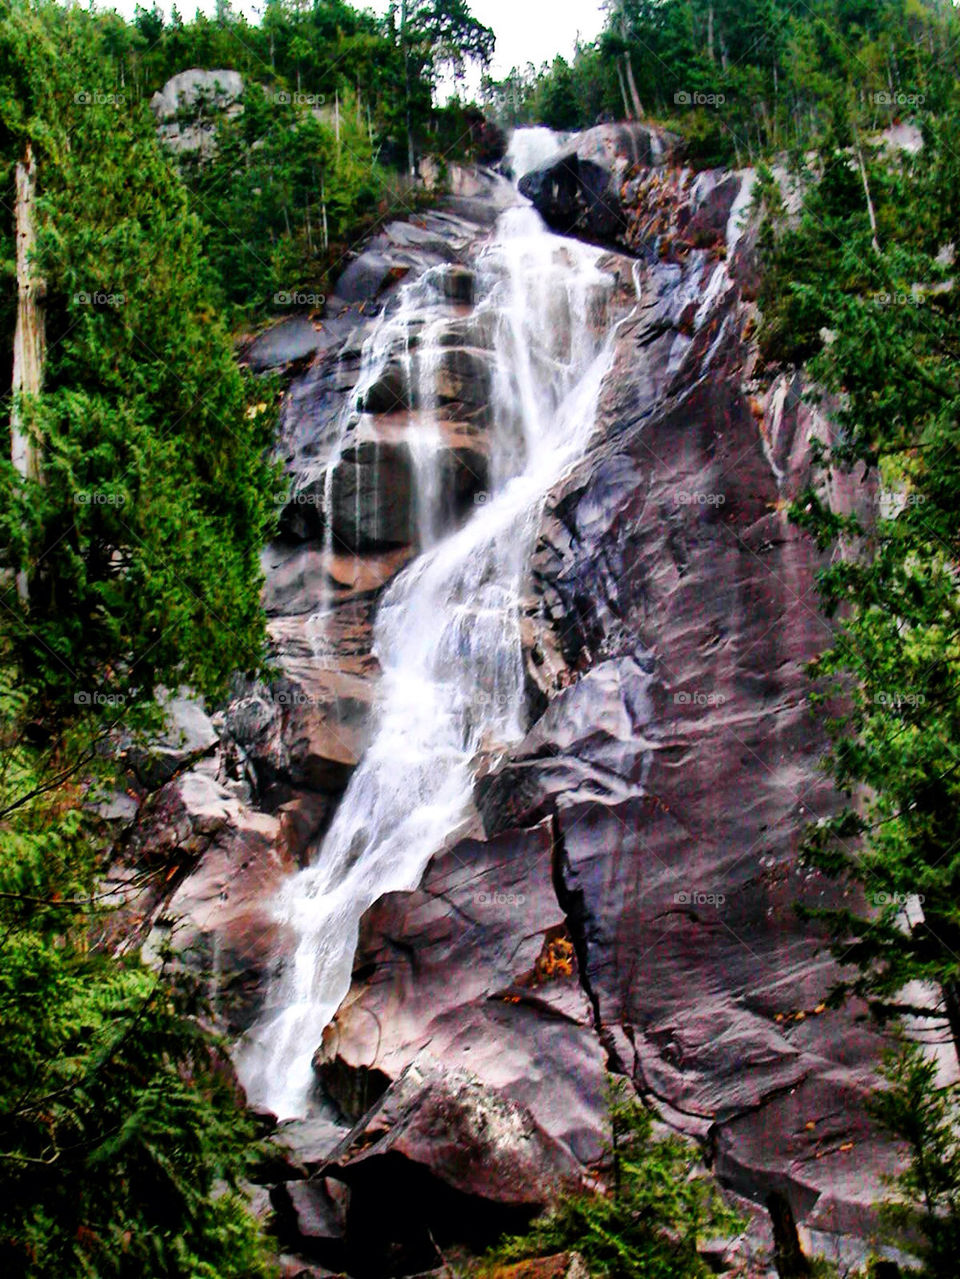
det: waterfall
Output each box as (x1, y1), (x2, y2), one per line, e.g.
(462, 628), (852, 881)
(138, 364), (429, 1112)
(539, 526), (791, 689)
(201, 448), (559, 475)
(504, 125), (569, 183)
(239, 132), (632, 1118)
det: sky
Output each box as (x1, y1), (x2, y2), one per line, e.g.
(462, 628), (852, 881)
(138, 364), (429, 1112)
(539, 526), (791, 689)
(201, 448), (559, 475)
(103, 0), (608, 80)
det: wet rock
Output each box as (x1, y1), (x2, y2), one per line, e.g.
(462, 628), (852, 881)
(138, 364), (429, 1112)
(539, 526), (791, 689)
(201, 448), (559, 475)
(440, 265), (476, 304)
(101, 767), (288, 1032)
(336, 252), (409, 305)
(315, 820), (608, 1162)
(519, 122), (679, 243)
(435, 344), (492, 408)
(242, 316), (333, 375)
(145, 781), (288, 1032)
(274, 1114), (353, 1175)
(124, 690), (219, 789)
(323, 1061), (582, 1274)
(260, 542), (411, 618)
(312, 137), (893, 1261)
(359, 363), (409, 414)
(329, 436), (415, 550)
(510, 229), (890, 1229)
(270, 1179), (346, 1269)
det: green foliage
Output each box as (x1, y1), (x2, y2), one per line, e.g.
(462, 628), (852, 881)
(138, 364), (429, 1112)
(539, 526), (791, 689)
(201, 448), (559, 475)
(482, 0), (957, 168)
(870, 1040), (960, 1276)
(182, 83), (386, 315)
(22, 0), (496, 319)
(0, 6), (282, 1273)
(0, 1), (278, 718)
(491, 1081), (742, 1279)
(756, 95), (960, 1056)
(0, 696), (273, 1278)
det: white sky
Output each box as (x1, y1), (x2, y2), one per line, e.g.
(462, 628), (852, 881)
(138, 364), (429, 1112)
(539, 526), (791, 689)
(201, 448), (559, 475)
(101, 0), (608, 79)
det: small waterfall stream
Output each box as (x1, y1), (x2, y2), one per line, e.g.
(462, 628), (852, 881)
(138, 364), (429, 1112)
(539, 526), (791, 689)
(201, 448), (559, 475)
(240, 131), (635, 1117)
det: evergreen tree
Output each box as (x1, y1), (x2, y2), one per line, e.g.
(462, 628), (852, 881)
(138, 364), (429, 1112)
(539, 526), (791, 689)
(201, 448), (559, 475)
(757, 109), (960, 1064)
(0, 0), (277, 719)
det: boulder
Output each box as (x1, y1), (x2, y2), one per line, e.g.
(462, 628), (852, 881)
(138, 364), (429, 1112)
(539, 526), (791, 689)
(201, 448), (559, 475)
(519, 122), (679, 243)
(124, 690), (219, 789)
(329, 435), (415, 550)
(322, 1061), (583, 1274)
(150, 68), (244, 156)
(143, 776), (288, 1032)
(270, 1179), (346, 1269)
(100, 767), (288, 1032)
(150, 68), (244, 119)
(242, 316), (333, 375)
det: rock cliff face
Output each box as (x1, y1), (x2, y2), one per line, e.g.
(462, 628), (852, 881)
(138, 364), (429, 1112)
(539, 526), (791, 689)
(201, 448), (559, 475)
(117, 125), (894, 1272)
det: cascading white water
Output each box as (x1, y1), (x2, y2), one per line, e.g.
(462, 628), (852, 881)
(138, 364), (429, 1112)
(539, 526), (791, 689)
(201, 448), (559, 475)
(240, 133), (632, 1117)
(505, 125), (569, 183)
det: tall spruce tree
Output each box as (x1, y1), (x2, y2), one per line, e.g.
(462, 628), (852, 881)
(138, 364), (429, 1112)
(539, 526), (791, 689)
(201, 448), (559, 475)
(0, 0), (276, 721)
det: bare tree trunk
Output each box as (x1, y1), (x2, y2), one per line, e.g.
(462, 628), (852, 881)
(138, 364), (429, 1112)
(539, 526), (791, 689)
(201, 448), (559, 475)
(615, 59), (633, 120)
(624, 53), (644, 119)
(618, 13), (644, 118)
(707, 2), (715, 62)
(11, 141), (45, 604)
(401, 0), (416, 177)
(767, 1192), (812, 1278)
(939, 976), (960, 1073)
(855, 136), (881, 253)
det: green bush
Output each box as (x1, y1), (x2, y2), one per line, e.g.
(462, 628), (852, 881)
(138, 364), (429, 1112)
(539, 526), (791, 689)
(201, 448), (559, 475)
(490, 1082), (742, 1279)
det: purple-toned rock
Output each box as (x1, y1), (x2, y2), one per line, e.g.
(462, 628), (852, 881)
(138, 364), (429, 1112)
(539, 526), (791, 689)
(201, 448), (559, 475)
(315, 820), (608, 1162)
(322, 1061), (583, 1273)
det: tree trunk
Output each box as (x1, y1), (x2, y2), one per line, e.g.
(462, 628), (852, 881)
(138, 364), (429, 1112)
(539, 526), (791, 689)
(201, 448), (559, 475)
(11, 141), (45, 604)
(941, 977), (960, 1072)
(855, 135), (881, 253)
(618, 13), (644, 118)
(624, 53), (644, 119)
(767, 1192), (812, 1278)
(615, 59), (633, 120)
(401, 0), (415, 177)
